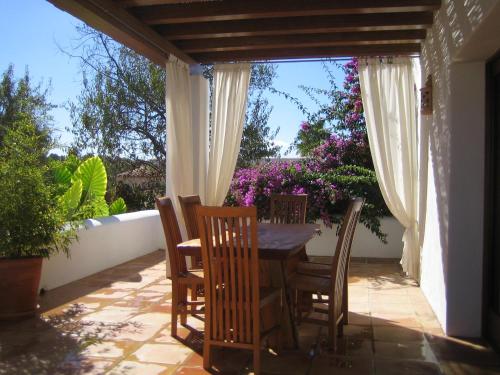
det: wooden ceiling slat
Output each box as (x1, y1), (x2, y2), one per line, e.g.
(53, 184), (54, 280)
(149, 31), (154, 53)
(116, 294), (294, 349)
(131, 0), (441, 25)
(48, 0), (195, 64)
(51, 0), (441, 64)
(191, 43), (421, 63)
(175, 30), (427, 53)
(156, 12), (434, 40)
(116, 0), (217, 7)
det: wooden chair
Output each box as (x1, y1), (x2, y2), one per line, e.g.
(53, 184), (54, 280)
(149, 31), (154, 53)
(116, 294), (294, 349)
(155, 196), (204, 337)
(289, 198), (364, 351)
(178, 195), (203, 269)
(197, 206), (281, 375)
(270, 194), (308, 224)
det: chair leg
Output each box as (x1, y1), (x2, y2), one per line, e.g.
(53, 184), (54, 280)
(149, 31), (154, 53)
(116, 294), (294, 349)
(180, 285), (188, 326)
(296, 290), (302, 325)
(342, 272), (349, 325)
(203, 341), (212, 372)
(171, 285), (178, 337)
(328, 306), (337, 352)
(337, 320), (344, 337)
(253, 347), (261, 375)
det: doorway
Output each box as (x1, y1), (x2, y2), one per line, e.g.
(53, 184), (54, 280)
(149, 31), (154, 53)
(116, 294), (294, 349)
(484, 51), (500, 349)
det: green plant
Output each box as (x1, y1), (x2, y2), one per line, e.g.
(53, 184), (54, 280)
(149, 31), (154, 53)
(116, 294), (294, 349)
(53, 155), (127, 220)
(0, 115), (73, 258)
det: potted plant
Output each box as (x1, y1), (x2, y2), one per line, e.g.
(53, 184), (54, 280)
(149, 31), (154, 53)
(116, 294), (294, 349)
(0, 115), (73, 319)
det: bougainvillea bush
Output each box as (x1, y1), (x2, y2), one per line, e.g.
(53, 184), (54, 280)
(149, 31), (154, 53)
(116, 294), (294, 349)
(226, 158), (389, 242)
(226, 58), (390, 242)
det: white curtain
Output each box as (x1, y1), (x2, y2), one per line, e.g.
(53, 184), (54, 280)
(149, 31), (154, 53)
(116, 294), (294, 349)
(205, 63), (251, 205)
(358, 57), (421, 280)
(165, 57), (209, 235)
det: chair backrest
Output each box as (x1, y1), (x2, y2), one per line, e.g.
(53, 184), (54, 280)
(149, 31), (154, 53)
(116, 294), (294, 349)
(270, 194), (308, 224)
(178, 195), (202, 240)
(330, 198), (365, 316)
(155, 196), (188, 279)
(197, 205), (260, 346)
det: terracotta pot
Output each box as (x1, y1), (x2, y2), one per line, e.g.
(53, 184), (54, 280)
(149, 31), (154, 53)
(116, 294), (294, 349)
(0, 257), (43, 319)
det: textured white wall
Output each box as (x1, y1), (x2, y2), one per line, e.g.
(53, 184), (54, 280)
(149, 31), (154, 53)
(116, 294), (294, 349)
(40, 210), (165, 291)
(419, 0), (500, 336)
(307, 217), (404, 259)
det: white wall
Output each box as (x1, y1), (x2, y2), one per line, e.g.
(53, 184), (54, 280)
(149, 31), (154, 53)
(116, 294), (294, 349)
(307, 217), (403, 259)
(419, 0), (500, 336)
(40, 210), (165, 291)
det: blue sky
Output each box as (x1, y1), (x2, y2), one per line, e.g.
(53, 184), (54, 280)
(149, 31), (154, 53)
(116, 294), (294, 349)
(1, 1), (343, 157)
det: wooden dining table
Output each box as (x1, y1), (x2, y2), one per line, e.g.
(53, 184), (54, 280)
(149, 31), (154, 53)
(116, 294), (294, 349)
(176, 222), (320, 349)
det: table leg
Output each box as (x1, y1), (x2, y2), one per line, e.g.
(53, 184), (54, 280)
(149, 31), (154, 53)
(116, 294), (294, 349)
(269, 260), (298, 349)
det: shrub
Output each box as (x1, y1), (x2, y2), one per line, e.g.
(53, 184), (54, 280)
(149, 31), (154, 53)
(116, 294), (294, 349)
(0, 116), (73, 258)
(226, 160), (389, 243)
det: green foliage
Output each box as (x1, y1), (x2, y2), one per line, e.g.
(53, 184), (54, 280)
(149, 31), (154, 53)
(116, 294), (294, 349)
(0, 65), (55, 148)
(238, 93), (281, 168)
(0, 116), (73, 258)
(113, 180), (164, 212)
(54, 155), (127, 220)
(67, 26), (279, 177)
(109, 198), (127, 215)
(293, 119), (331, 157)
(73, 156), (108, 202)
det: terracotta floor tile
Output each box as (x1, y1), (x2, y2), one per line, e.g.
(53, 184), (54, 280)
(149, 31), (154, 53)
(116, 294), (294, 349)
(371, 312), (422, 328)
(347, 312), (372, 326)
(374, 341), (437, 362)
(82, 340), (138, 359)
(373, 326), (425, 343)
(81, 306), (138, 324)
(3, 255), (497, 375)
(107, 360), (172, 375)
(141, 284), (173, 293)
(439, 361), (500, 375)
(374, 359), (442, 375)
(57, 358), (115, 374)
(309, 355), (375, 375)
(259, 351), (310, 374)
(174, 366), (210, 375)
(87, 289), (133, 299)
(132, 343), (193, 365)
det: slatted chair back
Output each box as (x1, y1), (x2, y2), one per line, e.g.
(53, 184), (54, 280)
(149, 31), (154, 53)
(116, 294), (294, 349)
(330, 198), (365, 323)
(197, 206), (260, 348)
(270, 194), (308, 224)
(155, 197), (188, 279)
(178, 195), (202, 240)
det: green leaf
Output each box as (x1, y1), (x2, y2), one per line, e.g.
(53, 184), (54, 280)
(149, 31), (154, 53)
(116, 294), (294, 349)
(59, 179), (82, 217)
(73, 156), (107, 202)
(109, 197), (127, 215)
(91, 197), (110, 218)
(54, 166), (72, 185)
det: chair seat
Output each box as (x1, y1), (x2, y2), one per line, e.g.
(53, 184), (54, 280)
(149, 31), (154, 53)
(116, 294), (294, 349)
(289, 273), (331, 294)
(297, 261), (331, 276)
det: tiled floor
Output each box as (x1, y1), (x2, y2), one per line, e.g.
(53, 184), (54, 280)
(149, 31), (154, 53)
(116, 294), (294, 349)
(1, 250), (499, 374)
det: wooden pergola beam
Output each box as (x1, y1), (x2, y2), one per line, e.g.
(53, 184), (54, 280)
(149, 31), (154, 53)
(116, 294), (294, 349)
(191, 43), (421, 63)
(176, 30), (427, 53)
(130, 0), (441, 25)
(156, 12), (434, 40)
(48, 0), (195, 65)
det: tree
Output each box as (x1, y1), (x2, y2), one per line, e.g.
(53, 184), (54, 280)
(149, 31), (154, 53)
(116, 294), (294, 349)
(67, 26), (166, 174)
(287, 58), (372, 168)
(237, 93), (281, 168)
(0, 65), (55, 148)
(67, 26), (280, 175)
